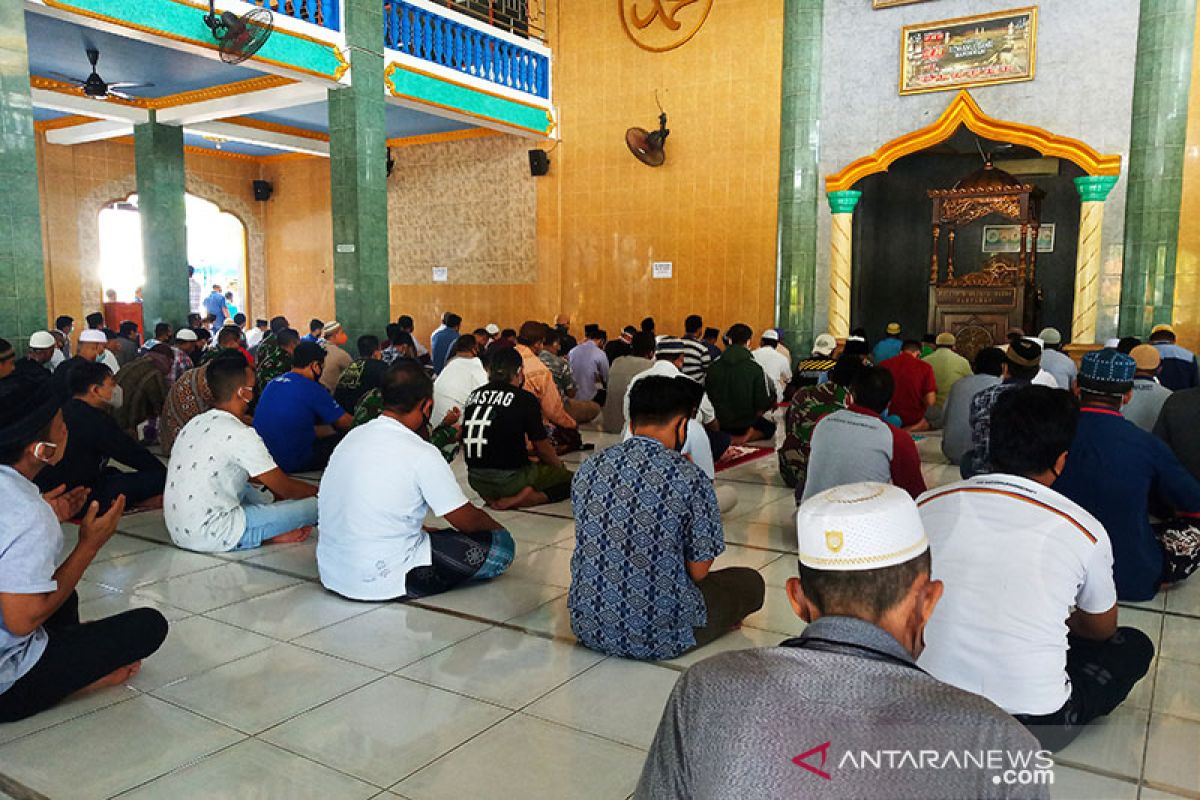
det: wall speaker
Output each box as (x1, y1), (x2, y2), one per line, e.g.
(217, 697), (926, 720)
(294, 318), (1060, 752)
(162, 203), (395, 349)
(528, 149), (550, 177)
(252, 180), (274, 201)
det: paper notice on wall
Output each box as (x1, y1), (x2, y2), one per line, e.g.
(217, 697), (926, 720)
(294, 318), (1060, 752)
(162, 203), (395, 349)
(432, 266), (449, 283)
(652, 261), (673, 279)
(336, 243), (356, 253)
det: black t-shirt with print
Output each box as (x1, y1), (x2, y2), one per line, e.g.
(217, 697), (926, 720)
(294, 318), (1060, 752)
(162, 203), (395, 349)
(462, 380), (547, 470)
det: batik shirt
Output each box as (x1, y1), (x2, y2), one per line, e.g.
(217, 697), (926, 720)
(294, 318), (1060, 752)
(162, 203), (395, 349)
(254, 334), (292, 396)
(778, 382), (849, 496)
(569, 436), (725, 660)
(967, 381), (1025, 474)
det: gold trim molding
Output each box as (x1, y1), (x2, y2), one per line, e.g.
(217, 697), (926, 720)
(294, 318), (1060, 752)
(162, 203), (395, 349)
(30, 74), (299, 112)
(825, 90), (1122, 193)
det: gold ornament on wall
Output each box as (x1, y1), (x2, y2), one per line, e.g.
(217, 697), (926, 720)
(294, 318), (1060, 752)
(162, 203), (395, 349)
(619, 0), (714, 52)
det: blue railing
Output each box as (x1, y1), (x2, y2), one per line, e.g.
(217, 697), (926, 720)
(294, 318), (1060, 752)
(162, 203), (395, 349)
(384, 1), (550, 99)
(249, 0), (341, 32)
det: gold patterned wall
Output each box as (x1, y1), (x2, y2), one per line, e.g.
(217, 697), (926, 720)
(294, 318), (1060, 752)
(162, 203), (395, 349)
(1174, 10), (1200, 352)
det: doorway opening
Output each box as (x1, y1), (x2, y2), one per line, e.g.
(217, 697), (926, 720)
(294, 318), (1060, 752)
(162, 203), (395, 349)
(98, 193), (249, 315)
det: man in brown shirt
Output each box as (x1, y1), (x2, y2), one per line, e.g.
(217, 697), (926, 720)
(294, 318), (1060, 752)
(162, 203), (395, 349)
(514, 321), (578, 433)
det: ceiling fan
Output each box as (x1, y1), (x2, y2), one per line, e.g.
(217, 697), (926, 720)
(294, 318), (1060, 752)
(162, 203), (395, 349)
(47, 46), (154, 101)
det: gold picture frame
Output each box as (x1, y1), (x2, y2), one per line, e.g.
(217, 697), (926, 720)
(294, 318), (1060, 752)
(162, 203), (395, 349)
(873, 0), (934, 8)
(900, 6), (1038, 95)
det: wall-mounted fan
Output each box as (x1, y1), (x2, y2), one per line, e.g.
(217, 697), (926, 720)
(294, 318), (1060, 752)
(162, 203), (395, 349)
(47, 47), (154, 101)
(204, 0), (274, 65)
(626, 103), (670, 168)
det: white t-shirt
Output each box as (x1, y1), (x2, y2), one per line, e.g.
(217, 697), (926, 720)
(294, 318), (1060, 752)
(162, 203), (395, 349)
(432, 356), (488, 426)
(623, 360), (717, 476)
(917, 474), (1117, 715)
(49, 349), (65, 370)
(317, 416), (470, 600)
(164, 409), (280, 552)
(1032, 369), (1060, 389)
(753, 346), (791, 401)
(100, 349), (120, 375)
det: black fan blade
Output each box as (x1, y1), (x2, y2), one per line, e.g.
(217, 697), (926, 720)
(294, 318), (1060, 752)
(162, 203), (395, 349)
(45, 72), (88, 85)
(107, 82), (155, 90)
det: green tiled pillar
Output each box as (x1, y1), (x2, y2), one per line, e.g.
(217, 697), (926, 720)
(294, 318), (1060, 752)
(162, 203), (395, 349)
(328, 0), (389, 338)
(0, 4), (48, 353)
(776, 0), (823, 355)
(1120, 0), (1196, 335)
(135, 119), (190, 329)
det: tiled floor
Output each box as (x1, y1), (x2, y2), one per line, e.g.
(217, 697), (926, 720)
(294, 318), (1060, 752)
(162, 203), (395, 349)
(1, 428), (1198, 799)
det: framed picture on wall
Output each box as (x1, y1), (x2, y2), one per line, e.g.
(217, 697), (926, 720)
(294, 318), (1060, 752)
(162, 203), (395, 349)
(873, 0), (934, 8)
(900, 6), (1037, 95)
(981, 223), (1055, 254)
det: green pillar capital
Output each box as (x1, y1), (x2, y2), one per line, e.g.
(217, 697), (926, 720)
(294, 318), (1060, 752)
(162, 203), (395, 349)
(1074, 175), (1118, 203)
(827, 189), (862, 215)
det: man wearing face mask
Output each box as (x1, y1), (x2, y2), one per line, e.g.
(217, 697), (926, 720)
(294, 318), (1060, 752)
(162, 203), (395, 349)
(317, 361), (515, 601)
(462, 347), (573, 511)
(253, 342), (353, 474)
(569, 376), (765, 661)
(34, 362), (166, 514)
(166, 355), (318, 553)
(636, 483), (1046, 799)
(51, 329), (109, 401)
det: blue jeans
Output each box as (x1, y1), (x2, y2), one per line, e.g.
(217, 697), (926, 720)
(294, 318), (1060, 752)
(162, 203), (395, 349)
(236, 485), (318, 550)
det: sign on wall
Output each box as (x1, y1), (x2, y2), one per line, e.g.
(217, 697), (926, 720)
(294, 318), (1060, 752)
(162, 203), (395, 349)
(652, 261), (674, 279)
(981, 224), (1055, 253)
(900, 7), (1037, 95)
(619, 0), (714, 52)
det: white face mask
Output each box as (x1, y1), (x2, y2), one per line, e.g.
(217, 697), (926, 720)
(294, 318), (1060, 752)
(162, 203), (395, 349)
(33, 442), (58, 463)
(236, 386), (254, 404)
(108, 385), (124, 409)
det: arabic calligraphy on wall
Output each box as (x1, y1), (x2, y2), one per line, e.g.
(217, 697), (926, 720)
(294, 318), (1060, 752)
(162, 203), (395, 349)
(619, 0), (715, 52)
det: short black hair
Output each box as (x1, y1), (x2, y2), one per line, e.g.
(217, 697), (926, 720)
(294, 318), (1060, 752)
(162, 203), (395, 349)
(69, 361), (113, 397)
(1117, 336), (1142, 353)
(1149, 329), (1176, 344)
(629, 375), (696, 427)
(974, 347), (1005, 377)
(55, 315), (74, 330)
(154, 322), (172, 338)
(851, 366), (894, 413)
(454, 334), (477, 354)
(518, 321), (547, 346)
(276, 328), (300, 348)
(921, 333), (937, 344)
(641, 317), (656, 333)
(255, 319), (268, 328)
(187, 313), (202, 327)
(397, 315), (414, 329)
(270, 316), (289, 333)
(631, 332), (656, 357)
(842, 339), (869, 358)
(309, 319), (324, 333)
(385, 323), (402, 343)
(119, 321), (138, 336)
(446, 313), (462, 329)
(381, 361), (433, 413)
(488, 346), (523, 382)
(472, 328), (489, 338)
(208, 352), (251, 402)
(293, 341), (326, 368)
(357, 334), (381, 358)
(543, 328), (561, 347)
(726, 324), (752, 345)
(501, 328), (516, 338)
(798, 550), (930, 621)
(703, 327), (719, 341)
(901, 339), (922, 352)
(217, 326), (241, 347)
(85, 312), (104, 328)
(685, 315), (702, 334)
(195, 328), (211, 342)
(234, 313), (247, 326)
(829, 353), (864, 387)
(990, 386), (1080, 477)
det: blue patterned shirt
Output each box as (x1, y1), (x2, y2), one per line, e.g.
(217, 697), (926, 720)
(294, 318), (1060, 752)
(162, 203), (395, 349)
(569, 436), (725, 660)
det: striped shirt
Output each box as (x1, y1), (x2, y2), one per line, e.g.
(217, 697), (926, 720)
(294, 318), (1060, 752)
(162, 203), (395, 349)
(679, 336), (711, 381)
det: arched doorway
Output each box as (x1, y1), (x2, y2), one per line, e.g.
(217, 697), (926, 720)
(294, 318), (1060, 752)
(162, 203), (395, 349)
(97, 193), (250, 315)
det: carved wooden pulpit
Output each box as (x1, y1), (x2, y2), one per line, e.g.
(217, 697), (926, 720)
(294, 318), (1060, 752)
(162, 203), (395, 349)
(927, 162), (1044, 361)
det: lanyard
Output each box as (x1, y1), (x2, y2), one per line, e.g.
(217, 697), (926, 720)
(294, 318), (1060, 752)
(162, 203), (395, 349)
(786, 636), (925, 673)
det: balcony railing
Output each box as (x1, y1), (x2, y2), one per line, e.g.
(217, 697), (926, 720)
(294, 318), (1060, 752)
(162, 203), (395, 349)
(385, 0), (550, 99)
(437, 1), (546, 43)
(249, 0), (341, 32)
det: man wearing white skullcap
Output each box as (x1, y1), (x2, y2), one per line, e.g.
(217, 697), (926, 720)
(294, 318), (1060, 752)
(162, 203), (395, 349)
(50, 329), (111, 400)
(752, 329), (791, 402)
(637, 482), (1044, 799)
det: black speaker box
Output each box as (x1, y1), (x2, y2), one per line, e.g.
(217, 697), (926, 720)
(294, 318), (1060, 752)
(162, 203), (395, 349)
(528, 149), (550, 177)
(253, 180), (274, 201)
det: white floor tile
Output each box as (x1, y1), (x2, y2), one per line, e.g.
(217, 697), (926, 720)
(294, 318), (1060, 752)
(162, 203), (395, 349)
(1054, 707), (1148, 779)
(128, 616), (276, 692)
(504, 544), (574, 589)
(207, 583), (375, 641)
(525, 659), (679, 748)
(663, 625), (784, 668)
(759, 554), (795, 588)
(75, 577), (124, 601)
(85, 548), (226, 590)
(1120, 607), (1166, 648)
(717, 543), (785, 571)
(1144, 713), (1200, 795)
(243, 540), (321, 579)
(1047, 765), (1137, 800)
(722, 521), (796, 553)
(135, 561), (302, 613)
(0, 685), (138, 746)
(78, 590), (193, 623)
(415, 576), (565, 623)
(742, 584), (804, 636)
(118, 738), (377, 799)
(1163, 578), (1200, 618)
(293, 604), (491, 672)
(0, 695), (242, 800)
(1152, 659), (1200, 722)
(398, 626), (603, 710)
(507, 595), (574, 640)
(59, 530), (163, 564)
(262, 676), (508, 787)
(723, 496), (797, 528)
(395, 713), (644, 800)
(1159, 614), (1200, 663)
(497, 512), (577, 547)
(718, 480), (795, 519)
(154, 643), (382, 734)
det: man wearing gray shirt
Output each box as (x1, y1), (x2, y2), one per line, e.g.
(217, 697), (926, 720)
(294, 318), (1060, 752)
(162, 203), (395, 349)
(637, 482), (1047, 800)
(941, 347), (1004, 465)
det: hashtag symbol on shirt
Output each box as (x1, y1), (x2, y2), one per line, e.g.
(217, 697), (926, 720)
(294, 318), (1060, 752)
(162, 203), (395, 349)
(462, 405), (495, 459)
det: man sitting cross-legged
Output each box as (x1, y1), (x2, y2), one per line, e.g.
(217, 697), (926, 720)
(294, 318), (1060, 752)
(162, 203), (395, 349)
(918, 386), (1154, 751)
(636, 482), (1045, 799)
(569, 375), (765, 661)
(317, 361), (515, 601)
(254, 342), (354, 474)
(165, 356), (318, 553)
(462, 347), (573, 510)
(705, 323), (776, 443)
